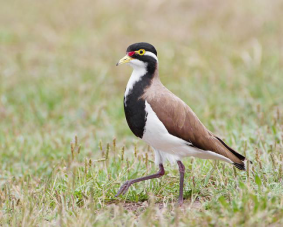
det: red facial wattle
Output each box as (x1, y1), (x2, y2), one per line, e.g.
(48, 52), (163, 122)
(128, 51), (135, 57)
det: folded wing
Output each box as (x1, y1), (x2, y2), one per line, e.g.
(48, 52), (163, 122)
(142, 80), (245, 165)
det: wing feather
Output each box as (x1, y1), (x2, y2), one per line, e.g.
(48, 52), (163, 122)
(142, 78), (245, 164)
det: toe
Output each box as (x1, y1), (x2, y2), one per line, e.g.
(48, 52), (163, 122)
(116, 181), (130, 197)
(177, 198), (184, 206)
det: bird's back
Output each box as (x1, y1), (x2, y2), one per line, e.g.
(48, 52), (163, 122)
(141, 76), (245, 165)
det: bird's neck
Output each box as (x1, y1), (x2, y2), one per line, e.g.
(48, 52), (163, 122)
(124, 64), (159, 100)
(123, 64), (159, 138)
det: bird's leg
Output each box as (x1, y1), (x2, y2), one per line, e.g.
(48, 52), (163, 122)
(177, 160), (185, 206)
(115, 164), (165, 197)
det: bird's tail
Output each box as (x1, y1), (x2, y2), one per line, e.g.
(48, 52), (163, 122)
(215, 136), (252, 171)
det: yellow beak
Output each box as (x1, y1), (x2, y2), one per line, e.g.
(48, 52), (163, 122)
(116, 55), (133, 66)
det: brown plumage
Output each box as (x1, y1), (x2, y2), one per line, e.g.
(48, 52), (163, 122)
(141, 73), (245, 165)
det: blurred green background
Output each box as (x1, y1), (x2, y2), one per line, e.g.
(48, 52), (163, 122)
(0, 0), (282, 225)
(0, 0), (282, 152)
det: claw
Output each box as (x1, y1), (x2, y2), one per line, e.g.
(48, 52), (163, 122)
(177, 199), (184, 207)
(115, 181), (132, 197)
(177, 195), (184, 207)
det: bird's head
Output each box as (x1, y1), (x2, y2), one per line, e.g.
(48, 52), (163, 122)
(116, 42), (158, 73)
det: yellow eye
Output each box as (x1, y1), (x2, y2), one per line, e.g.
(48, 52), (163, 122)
(136, 49), (145, 55)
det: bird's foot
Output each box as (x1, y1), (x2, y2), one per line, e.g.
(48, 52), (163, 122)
(177, 198), (184, 207)
(115, 180), (132, 197)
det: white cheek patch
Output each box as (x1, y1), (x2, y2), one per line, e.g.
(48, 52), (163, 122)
(144, 51), (158, 62)
(128, 59), (146, 68)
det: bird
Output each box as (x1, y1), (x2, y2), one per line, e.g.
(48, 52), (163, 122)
(115, 42), (249, 205)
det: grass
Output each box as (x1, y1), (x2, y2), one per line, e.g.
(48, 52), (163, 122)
(0, 0), (282, 226)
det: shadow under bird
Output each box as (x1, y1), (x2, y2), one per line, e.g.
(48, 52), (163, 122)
(116, 42), (250, 205)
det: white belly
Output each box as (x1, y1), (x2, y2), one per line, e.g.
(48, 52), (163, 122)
(142, 101), (233, 165)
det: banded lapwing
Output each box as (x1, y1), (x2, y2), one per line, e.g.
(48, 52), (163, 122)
(115, 42), (249, 205)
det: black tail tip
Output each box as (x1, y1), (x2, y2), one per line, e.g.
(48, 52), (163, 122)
(233, 162), (246, 171)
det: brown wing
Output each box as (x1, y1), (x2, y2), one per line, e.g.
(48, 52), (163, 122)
(142, 78), (245, 164)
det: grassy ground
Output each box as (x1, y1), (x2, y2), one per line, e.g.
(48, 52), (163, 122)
(0, 0), (282, 226)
